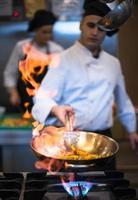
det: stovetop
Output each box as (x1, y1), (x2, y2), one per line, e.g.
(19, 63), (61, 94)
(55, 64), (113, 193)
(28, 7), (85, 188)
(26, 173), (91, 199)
(43, 191), (114, 200)
(0, 171), (137, 200)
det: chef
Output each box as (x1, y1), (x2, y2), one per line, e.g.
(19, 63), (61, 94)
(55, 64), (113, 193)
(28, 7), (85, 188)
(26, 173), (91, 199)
(32, 1), (138, 170)
(3, 9), (63, 113)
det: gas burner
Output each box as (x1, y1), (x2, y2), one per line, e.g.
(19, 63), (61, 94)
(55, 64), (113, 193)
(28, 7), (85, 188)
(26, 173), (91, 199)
(43, 180), (112, 200)
(62, 181), (93, 198)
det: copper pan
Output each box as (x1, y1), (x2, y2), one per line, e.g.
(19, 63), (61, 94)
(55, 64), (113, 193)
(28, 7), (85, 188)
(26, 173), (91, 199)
(31, 130), (119, 169)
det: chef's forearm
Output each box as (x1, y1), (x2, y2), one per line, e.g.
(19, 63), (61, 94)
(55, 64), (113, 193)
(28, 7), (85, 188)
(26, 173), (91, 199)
(32, 97), (57, 124)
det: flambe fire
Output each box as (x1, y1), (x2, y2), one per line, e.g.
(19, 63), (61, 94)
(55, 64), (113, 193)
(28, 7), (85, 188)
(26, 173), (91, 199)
(23, 102), (32, 119)
(18, 43), (53, 118)
(19, 48), (52, 97)
(19, 43), (65, 172)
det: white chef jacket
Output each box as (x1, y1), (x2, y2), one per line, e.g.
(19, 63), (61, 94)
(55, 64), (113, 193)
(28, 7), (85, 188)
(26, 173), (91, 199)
(3, 38), (63, 88)
(32, 41), (136, 133)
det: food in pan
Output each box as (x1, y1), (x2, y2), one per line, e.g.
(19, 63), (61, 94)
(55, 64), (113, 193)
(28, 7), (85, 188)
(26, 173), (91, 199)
(57, 144), (112, 160)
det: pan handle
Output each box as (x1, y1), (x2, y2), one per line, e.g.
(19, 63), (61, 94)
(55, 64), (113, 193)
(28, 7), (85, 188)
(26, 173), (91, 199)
(65, 162), (95, 168)
(65, 112), (73, 132)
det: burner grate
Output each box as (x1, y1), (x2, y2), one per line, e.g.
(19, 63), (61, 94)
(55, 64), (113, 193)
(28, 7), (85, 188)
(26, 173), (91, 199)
(0, 171), (137, 200)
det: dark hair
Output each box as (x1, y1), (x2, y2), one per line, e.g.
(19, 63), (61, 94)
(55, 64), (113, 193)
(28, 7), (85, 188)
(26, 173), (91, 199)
(28, 9), (57, 32)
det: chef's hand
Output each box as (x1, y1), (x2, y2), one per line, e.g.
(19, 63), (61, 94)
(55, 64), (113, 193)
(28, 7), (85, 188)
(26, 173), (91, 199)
(51, 105), (75, 127)
(128, 133), (138, 153)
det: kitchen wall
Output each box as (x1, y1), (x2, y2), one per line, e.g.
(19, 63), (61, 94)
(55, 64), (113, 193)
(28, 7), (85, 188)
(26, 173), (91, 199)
(118, 2), (138, 106)
(112, 2), (138, 140)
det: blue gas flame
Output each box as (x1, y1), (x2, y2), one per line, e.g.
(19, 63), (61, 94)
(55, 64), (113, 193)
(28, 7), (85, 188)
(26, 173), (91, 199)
(62, 181), (93, 197)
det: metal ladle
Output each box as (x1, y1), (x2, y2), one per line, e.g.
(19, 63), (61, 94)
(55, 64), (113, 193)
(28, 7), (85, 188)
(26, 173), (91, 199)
(65, 112), (74, 132)
(64, 113), (79, 150)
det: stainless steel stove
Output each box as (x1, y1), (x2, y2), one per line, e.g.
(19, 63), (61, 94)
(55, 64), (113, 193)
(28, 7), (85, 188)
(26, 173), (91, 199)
(0, 171), (137, 200)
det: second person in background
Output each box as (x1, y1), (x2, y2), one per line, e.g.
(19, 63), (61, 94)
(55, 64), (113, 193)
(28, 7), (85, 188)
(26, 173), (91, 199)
(3, 9), (63, 113)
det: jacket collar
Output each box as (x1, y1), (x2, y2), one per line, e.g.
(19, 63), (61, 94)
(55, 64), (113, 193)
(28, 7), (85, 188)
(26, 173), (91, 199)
(73, 41), (104, 66)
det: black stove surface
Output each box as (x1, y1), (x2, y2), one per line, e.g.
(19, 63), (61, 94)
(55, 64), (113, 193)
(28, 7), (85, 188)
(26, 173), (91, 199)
(43, 191), (115, 200)
(0, 171), (137, 200)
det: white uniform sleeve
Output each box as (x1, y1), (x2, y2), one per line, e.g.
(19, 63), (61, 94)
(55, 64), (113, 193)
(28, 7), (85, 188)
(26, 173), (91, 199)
(32, 54), (66, 124)
(114, 63), (136, 133)
(3, 42), (23, 87)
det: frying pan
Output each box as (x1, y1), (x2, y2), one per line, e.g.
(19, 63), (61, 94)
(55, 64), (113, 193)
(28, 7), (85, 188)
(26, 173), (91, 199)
(31, 129), (119, 169)
(97, 0), (135, 31)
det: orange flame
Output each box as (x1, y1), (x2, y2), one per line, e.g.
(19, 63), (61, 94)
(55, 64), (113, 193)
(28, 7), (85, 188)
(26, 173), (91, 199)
(19, 52), (52, 96)
(22, 102), (32, 119)
(19, 43), (64, 172)
(18, 43), (53, 118)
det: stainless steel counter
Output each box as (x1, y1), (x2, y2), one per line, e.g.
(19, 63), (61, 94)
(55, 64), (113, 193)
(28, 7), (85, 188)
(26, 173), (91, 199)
(0, 128), (37, 172)
(0, 129), (32, 145)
